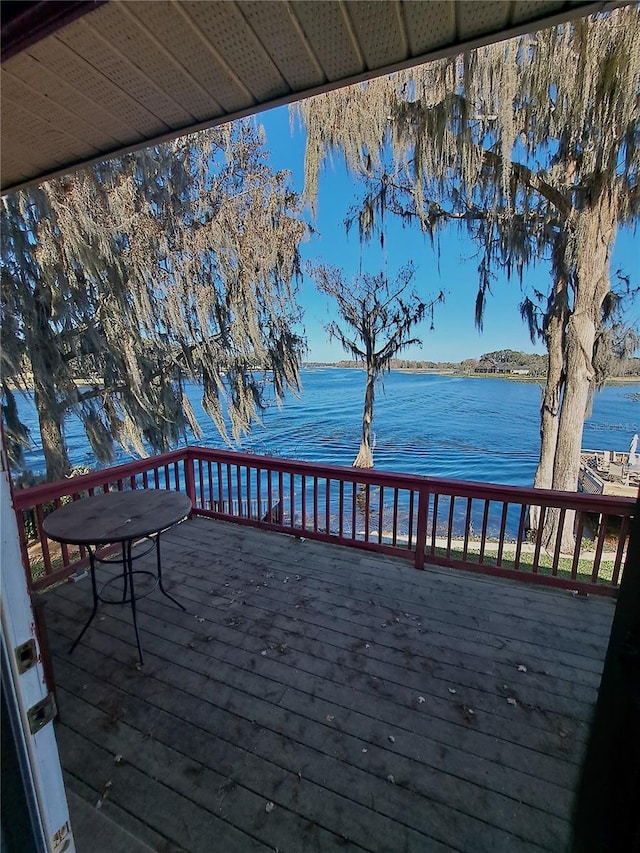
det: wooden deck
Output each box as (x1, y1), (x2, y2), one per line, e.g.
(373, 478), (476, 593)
(42, 516), (616, 853)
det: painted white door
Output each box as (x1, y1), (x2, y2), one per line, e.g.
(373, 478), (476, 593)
(1, 464), (75, 853)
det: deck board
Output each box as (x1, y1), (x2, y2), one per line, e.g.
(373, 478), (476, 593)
(43, 517), (615, 852)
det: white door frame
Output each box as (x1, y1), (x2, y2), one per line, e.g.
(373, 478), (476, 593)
(1, 461), (75, 853)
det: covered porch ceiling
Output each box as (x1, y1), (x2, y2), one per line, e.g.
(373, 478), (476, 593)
(0, 0), (622, 194)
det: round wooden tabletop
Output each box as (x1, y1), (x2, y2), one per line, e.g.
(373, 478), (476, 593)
(42, 489), (192, 546)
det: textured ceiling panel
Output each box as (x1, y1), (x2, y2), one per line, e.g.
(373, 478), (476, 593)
(107, 3), (215, 124)
(405, 1), (457, 54)
(239, 1), (325, 91)
(457, 1), (511, 40)
(289, 1), (365, 82)
(1, 92), (85, 166)
(127, 1), (248, 114)
(3, 51), (133, 145)
(2, 66), (113, 152)
(22, 29), (167, 136)
(56, 14), (192, 128)
(0, 0), (609, 193)
(181, 1), (287, 102)
(511, 0), (567, 26)
(346, 1), (408, 69)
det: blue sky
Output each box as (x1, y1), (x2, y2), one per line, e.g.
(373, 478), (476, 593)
(258, 105), (638, 364)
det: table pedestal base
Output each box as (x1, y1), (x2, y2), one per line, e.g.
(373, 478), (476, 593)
(70, 533), (185, 665)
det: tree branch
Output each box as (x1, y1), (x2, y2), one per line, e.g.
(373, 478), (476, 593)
(482, 151), (572, 216)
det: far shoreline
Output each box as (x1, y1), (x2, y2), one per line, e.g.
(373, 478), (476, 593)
(303, 364), (640, 385)
(7, 368), (640, 392)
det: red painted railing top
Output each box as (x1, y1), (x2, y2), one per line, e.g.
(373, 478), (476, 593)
(189, 446), (637, 513)
(13, 445), (636, 598)
(13, 445), (636, 517)
(11, 448), (187, 509)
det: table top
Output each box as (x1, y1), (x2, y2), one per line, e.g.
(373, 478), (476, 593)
(42, 489), (192, 545)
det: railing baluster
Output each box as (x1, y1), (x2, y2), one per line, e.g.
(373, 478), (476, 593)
(496, 503), (508, 567)
(363, 483), (370, 542)
(197, 460), (204, 509)
(551, 507), (565, 576)
(591, 513), (609, 584)
(35, 504), (52, 577)
(236, 465), (243, 516)
(408, 489), (415, 550)
(325, 478), (331, 534)
(612, 515), (629, 586)
(256, 467), (262, 519)
(532, 506), (546, 573)
(300, 474), (307, 530)
(479, 500), (489, 564)
(463, 497), (472, 561)
(392, 489), (399, 547)
(430, 494), (439, 555)
(414, 485), (429, 569)
(351, 482), (356, 540)
(570, 512), (586, 581)
(14, 445), (632, 595)
(184, 454), (196, 508)
(267, 469), (273, 522)
(446, 496), (455, 559)
(513, 504), (527, 570)
(226, 464), (232, 515)
(52, 497), (70, 567)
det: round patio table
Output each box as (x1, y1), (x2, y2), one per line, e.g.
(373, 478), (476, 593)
(43, 489), (191, 665)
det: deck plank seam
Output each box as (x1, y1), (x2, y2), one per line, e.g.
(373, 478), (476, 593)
(170, 520), (619, 613)
(46, 604), (587, 785)
(52, 681), (509, 853)
(128, 556), (610, 679)
(156, 538), (614, 647)
(156, 529), (616, 642)
(49, 638), (572, 850)
(47, 579), (600, 736)
(47, 586), (592, 755)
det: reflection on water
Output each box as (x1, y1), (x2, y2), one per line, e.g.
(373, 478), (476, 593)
(14, 369), (640, 488)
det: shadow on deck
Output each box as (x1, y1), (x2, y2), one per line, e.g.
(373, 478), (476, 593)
(42, 516), (615, 852)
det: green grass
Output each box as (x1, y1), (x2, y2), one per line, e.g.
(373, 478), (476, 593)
(429, 543), (619, 586)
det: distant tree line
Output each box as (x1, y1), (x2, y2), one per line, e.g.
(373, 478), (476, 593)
(307, 351), (640, 377)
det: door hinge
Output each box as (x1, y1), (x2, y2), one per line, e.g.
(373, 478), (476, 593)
(27, 692), (57, 734)
(52, 820), (72, 853)
(15, 638), (37, 674)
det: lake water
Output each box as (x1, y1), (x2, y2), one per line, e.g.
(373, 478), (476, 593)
(13, 369), (640, 486)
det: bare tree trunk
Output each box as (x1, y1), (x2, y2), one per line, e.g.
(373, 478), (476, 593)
(353, 368), (375, 469)
(34, 385), (71, 482)
(530, 276), (568, 530)
(28, 282), (72, 482)
(544, 195), (617, 551)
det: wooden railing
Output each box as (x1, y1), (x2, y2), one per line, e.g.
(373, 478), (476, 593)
(12, 446), (636, 595)
(12, 450), (188, 591)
